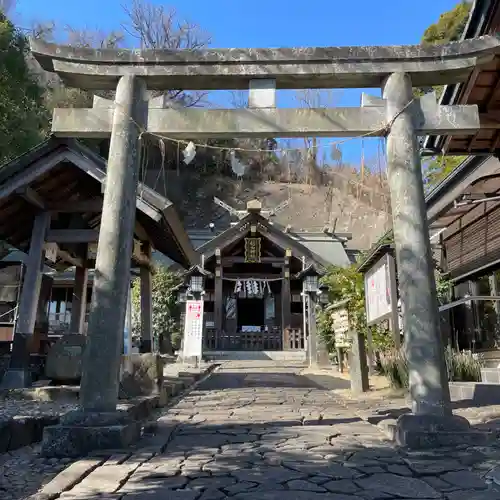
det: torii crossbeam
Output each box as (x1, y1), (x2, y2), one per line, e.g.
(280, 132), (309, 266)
(23, 35), (500, 455)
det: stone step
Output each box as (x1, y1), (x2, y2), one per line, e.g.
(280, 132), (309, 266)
(204, 350), (307, 362)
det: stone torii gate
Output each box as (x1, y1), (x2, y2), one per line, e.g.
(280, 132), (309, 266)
(31, 36), (500, 453)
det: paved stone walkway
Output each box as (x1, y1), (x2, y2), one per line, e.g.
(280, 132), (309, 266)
(33, 361), (500, 499)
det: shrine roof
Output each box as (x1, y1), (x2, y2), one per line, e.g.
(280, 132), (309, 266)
(0, 137), (197, 270)
(195, 214), (350, 270)
(424, 0), (500, 155)
(29, 36), (500, 90)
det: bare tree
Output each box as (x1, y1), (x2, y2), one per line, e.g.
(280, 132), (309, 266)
(122, 0), (210, 107)
(63, 26), (124, 49)
(294, 89), (342, 188)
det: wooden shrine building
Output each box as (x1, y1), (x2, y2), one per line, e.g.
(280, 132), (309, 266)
(179, 200), (352, 352)
(0, 137), (196, 360)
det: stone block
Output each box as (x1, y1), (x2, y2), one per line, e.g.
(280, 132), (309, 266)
(119, 353), (166, 399)
(37, 458), (104, 498)
(164, 378), (186, 396)
(124, 396), (160, 421)
(0, 417), (10, 452)
(41, 421), (141, 458)
(349, 331), (369, 394)
(9, 415), (36, 449)
(449, 382), (500, 405)
(61, 409), (131, 426)
(399, 429), (494, 449)
(45, 334), (86, 384)
(395, 412), (495, 449)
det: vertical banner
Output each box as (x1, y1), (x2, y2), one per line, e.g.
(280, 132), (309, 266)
(182, 299), (204, 358)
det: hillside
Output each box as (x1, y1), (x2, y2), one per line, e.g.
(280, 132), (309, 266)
(143, 168), (391, 251)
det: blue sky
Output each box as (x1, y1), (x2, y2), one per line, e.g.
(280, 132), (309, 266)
(12, 0), (463, 166)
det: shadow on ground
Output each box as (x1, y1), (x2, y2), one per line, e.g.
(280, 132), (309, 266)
(114, 417), (500, 500)
(32, 367), (500, 500)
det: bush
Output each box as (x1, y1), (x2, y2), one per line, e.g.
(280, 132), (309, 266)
(379, 350), (409, 390)
(131, 265), (182, 354)
(379, 348), (483, 390)
(445, 348), (483, 382)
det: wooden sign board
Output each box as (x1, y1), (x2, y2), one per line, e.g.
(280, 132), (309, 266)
(183, 300), (204, 358)
(332, 307), (351, 348)
(364, 253), (398, 326)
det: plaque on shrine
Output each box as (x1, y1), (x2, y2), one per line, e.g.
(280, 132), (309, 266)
(244, 238), (261, 263)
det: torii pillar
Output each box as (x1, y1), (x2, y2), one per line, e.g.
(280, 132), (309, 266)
(41, 75), (148, 458)
(382, 74), (471, 447)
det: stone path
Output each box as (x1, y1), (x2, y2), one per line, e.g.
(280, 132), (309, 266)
(37, 360), (500, 500)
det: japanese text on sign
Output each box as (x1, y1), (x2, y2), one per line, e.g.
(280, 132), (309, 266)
(364, 254), (396, 325)
(182, 300), (204, 358)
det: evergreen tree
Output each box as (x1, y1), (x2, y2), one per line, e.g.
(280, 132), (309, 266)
(420, 1), (472, 188)
(0, 11), (48, 164)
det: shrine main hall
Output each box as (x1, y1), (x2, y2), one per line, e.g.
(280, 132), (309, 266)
(176, 200), (356, 353)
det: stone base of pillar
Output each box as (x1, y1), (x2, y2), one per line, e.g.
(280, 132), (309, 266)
(1, 369), (31, 389)
(1, 332), (32, 388)
(395, 413), (493, 449)
(40, 410), (140, 458)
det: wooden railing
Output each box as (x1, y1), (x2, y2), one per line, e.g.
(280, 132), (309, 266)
(204, 327), (282, 350)
(284, 328), (305, 350)
(203, 327), (306, 351)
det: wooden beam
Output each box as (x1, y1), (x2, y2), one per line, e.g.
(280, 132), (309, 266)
(442, 67), (481, 153)
(479, 112), (500, 128)
(15, 187), (46, 210)
(222, 256), (285, 265)
(132, 252), (152, 269)
(140, 242), (153, 353)
(214, 249), (223, 348)
(491, 129), (500, 153)
(46, 229), (99, 243)
(0, 150), (69, 201)
(47, 198), (103, 213)
(134, 220), (150, 242)
(467, 131), (480, 152)
(223, 273), (282, 280)
(482, 74), (500, 111)
(70, 264), (89, 334)
(56, 248), (84, 268)
(16, 212), (51, 334)
(282, 253), (292, 346)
